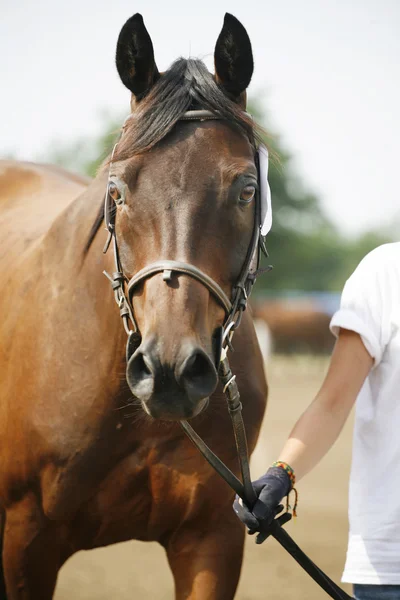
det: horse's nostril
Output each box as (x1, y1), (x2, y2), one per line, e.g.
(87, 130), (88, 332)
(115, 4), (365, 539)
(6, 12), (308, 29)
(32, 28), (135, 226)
(179, 349), (218, 401)
(128, 352), (153, 381)
(140, 354), (153, 377)
(126, 350), (156, 403)
(184, 352), (211, 382)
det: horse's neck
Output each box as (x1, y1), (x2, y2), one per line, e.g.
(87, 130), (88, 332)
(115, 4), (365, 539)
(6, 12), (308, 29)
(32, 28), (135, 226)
(50, 169), (108, 256)
(45, 169), (127, 384)
(49, 169), (111, 273)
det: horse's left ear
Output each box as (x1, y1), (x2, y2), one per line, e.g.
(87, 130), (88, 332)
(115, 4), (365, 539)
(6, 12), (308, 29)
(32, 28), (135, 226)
(116, 13), (159, 100)
(214, 13), (254, 100)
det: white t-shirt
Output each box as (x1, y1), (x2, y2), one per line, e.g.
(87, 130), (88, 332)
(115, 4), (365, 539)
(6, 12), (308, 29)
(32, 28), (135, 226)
(330, 242), (400, 584)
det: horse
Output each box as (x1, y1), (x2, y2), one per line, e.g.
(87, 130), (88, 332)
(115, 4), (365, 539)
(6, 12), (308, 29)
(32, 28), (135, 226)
(0, 13), (267, 599)
(252, 300), (334, 354)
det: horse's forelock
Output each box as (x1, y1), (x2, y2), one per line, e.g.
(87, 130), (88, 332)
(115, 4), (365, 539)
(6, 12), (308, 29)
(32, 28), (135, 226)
(111, 58), (262, 164)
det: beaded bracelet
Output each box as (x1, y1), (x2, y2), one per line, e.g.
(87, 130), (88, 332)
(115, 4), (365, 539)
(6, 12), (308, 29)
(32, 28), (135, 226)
(272, 460), (298, 517)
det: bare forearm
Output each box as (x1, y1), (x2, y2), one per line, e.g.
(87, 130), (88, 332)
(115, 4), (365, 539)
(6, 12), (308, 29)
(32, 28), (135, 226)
(277, 330), (373, 482)
(234, 331), (373, 534)
(278, 395), (351, 481)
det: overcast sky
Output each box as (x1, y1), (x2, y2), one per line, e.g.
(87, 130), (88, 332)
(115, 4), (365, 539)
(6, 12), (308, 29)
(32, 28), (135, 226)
(1, 0), (399, 236)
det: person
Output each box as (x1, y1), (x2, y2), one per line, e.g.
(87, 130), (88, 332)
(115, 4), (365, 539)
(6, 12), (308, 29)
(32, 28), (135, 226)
(234, 243), (400, 600)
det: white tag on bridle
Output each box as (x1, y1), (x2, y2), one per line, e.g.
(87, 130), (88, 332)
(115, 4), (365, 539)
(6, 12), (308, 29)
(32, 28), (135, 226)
(258, 144), (272, 236)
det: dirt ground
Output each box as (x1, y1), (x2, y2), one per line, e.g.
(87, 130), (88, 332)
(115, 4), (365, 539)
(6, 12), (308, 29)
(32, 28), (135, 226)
(54, 355), (354, 600)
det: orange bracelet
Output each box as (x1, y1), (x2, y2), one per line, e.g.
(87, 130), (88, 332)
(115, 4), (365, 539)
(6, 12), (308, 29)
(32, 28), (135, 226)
(272, 461), (298, 517)
(272, 461), (296, 488)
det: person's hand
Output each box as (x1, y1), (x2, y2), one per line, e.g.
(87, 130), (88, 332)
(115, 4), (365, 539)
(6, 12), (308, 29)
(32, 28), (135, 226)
(232, 466), (292, 543)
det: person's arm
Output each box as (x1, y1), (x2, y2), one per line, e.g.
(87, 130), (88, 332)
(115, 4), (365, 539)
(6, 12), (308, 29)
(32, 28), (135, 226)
(233, 328), (373, 539)
(277, 328), (373, 481)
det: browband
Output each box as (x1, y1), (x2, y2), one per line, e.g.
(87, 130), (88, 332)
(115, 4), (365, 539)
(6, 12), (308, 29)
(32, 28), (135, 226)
(179, 110), (222, 121)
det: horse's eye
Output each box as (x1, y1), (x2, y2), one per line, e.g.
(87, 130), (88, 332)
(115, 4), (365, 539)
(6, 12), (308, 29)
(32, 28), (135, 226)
(239, 185), (256, 204)
(109, 182), (122, 203)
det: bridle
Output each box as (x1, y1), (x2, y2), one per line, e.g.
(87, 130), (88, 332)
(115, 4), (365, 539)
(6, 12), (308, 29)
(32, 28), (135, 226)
(102, 110), (351, 600)
(103, 109), (266, 365)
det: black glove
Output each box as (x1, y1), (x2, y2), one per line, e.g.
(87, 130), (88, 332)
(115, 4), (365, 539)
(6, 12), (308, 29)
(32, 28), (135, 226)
(232, 466), (292, 544)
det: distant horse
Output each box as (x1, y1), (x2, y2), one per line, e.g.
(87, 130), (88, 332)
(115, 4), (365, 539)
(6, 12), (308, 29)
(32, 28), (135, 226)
(0, 13), (267, 599)
(252, 300), (334, 354)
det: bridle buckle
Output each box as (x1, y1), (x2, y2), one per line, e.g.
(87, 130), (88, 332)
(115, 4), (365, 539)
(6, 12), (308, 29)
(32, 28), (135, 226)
(162, 269), (173, 282)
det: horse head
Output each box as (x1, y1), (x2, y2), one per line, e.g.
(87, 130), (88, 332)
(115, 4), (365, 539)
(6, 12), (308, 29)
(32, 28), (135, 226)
(108, 13), (261, 421)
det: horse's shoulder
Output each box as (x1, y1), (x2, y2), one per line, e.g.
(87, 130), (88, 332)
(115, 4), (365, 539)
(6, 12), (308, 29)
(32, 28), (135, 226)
(0, 160), (91, 242)
(0, 160), (90, 203)
(36, 162), (92, 187)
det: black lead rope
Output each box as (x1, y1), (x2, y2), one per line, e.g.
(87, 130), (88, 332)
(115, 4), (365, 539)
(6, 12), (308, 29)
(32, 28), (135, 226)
(181, 355), (352, 600)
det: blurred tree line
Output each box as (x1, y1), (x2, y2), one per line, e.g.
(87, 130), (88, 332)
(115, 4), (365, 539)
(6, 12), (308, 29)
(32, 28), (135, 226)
(45, 104), (393, 293)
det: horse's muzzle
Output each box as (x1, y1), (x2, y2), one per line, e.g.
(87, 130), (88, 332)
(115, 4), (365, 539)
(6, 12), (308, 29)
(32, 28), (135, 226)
(126, 340), (218, 420)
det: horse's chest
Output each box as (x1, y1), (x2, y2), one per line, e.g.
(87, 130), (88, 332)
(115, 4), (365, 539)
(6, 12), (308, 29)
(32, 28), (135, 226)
(67, 437), (209, 549)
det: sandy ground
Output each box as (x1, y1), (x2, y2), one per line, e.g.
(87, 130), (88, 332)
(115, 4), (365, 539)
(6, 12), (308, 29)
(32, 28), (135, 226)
(54, 355), (353, 599)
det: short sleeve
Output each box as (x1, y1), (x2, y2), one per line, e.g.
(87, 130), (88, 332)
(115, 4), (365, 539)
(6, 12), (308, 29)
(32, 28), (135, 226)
(330, 248), (386, 366)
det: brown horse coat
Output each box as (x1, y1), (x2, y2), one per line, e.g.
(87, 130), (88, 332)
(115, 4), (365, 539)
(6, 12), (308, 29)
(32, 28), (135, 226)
(0, 13), (267, 600)
(0, 160), (266, 598)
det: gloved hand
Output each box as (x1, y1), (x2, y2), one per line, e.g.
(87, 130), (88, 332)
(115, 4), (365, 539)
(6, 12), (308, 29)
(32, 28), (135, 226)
(233, 466), (292, 544)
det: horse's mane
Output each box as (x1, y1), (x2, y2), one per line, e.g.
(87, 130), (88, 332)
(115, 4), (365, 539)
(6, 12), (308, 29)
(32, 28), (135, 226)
(85, 58), (264, 253)
(111, 57), (263, 162)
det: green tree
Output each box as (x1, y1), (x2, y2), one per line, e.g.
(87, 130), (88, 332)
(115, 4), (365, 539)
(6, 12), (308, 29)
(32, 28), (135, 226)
(43, 111), (123, 178)
(248, 101), (393, 293)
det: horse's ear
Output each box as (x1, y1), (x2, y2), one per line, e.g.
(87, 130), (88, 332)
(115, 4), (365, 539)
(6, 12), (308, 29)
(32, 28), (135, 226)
(214, 13), (253, 100)
(116, 13), (159, 100)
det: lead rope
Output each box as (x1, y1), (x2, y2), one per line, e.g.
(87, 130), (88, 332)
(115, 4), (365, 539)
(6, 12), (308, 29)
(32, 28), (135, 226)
(181, 351), (352, 600)
(218, 348), (257, 506)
